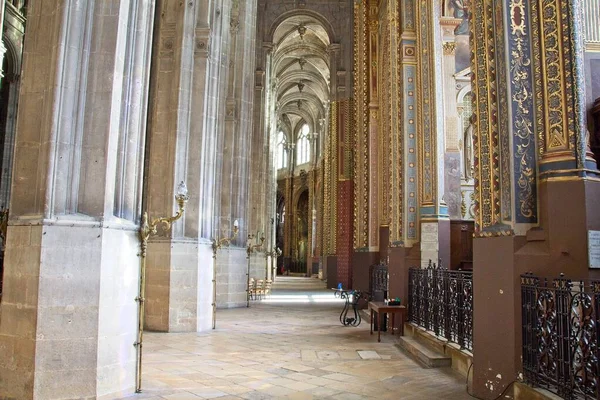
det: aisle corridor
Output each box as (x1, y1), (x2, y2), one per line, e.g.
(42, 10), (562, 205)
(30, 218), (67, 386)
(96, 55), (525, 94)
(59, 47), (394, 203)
(123, 278), (471, 400)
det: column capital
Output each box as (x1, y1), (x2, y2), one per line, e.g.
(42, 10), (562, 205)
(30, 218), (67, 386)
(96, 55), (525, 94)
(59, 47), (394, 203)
(442, 41), (457, 55)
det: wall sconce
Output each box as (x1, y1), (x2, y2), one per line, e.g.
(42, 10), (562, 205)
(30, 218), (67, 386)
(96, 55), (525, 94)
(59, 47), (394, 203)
(136, 181), (189, 393)
(246, 234), (265, 307)
(210, 220), (240, 329)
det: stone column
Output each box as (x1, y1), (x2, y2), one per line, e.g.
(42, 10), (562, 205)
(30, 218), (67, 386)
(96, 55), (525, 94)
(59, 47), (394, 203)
(144, 0), (219, 332)
(216, 0), (258, 309)
(0, 1), (155, 398)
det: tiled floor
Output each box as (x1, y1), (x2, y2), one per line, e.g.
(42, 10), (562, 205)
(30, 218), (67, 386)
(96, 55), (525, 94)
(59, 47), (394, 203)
(121, 277), (472, 400)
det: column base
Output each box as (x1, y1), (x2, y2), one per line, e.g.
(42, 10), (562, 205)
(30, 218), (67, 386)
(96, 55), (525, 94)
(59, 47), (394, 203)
(420, 218), (451, 268)
(0, 223), (139, 400)
(145, 240), (213, 332)
(215, 247), (248, 309)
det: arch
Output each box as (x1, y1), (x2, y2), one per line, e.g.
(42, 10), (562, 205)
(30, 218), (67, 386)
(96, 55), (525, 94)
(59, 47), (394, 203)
(267, 9), (337, 44)
(2, 34), (21, 79)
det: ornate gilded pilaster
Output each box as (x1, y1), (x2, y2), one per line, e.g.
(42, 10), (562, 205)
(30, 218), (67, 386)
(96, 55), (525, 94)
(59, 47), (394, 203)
(353, 0), (369, 250)
(400, 0), (418, 245)
(368, 0), (381, 248)
(535, 0), (595, 177)
(331, 101), (339, 254)
(471, 0), (510, 235)
(323, 102), (338, 256)
(401, 42), (418, 244)
(378, 0), (403, 246)
(415, 0), (444, 218)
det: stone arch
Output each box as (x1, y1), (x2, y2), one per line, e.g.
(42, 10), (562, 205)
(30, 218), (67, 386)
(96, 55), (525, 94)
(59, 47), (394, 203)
(2, 34), (21, 79)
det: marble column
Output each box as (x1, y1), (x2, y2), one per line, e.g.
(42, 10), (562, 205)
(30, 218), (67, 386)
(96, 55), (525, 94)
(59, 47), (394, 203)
(0, 1), (155, 398)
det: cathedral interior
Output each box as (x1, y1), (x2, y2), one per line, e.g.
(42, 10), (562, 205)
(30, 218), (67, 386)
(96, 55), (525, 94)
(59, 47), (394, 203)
(0, 0), (600, 399)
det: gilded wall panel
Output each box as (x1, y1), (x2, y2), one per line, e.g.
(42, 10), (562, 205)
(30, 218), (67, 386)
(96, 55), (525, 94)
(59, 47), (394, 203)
(402, 0), (415, 31)
(326, 101), (338, 255)
(385, 0), (404, 245)
(507, 0), (537, 223)
(379, 0), (391, 228)
(534, 0), (590, 174)
(404, 63), (418, 240)
(496, 0), (512, 223)
(416, 0), (436, 207)
(471, 0), (499, 233)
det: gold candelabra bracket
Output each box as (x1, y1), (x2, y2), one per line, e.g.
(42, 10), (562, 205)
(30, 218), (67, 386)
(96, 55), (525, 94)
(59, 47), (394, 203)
(211, 222), (240, 259)
(139, 182), (189, 258)
(246, 234), (265, 258)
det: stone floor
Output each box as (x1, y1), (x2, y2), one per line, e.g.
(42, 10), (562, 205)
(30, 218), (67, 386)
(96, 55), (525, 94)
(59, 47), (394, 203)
(121, 277), (472, 400)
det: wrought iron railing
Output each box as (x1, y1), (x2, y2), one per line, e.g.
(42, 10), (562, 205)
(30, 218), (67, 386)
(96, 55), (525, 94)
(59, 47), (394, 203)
(521, 273), (600, 400)
(408, 261), (473, 351)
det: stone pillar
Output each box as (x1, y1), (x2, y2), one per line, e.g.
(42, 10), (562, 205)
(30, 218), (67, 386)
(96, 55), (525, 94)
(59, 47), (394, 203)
(416, 0), (450, 268)
(144, 0), (218, 332)
(216, 0), (259, 308)
(0, 1), (155, 398)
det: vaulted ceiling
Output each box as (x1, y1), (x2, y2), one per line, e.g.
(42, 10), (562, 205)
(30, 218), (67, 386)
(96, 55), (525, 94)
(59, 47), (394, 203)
(272, 15), (330, 140)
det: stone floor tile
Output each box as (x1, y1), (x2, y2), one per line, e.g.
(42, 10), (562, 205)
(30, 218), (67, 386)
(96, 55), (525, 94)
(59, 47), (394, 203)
(189, 387), (228, 399)
(357, 350), (381, 360)
(161, 393), (202, 400)
(117, 278), (473, 400)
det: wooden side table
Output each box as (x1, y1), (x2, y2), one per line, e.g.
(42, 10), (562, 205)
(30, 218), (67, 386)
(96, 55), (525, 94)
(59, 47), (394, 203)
(369, 301), (407, 342)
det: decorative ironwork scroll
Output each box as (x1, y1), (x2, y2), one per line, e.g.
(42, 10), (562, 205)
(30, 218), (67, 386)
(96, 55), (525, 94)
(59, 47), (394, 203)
(408, 261), (473, 351)
(521, 273), (600, 399)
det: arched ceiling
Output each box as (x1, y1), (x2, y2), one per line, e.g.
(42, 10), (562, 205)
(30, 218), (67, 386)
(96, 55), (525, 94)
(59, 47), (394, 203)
(272, 15), (330, 138)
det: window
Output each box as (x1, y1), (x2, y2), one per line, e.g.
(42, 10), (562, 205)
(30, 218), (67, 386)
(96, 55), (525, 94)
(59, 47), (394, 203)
(277, 131), (288, 170)
(296, 124), (310, 165)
